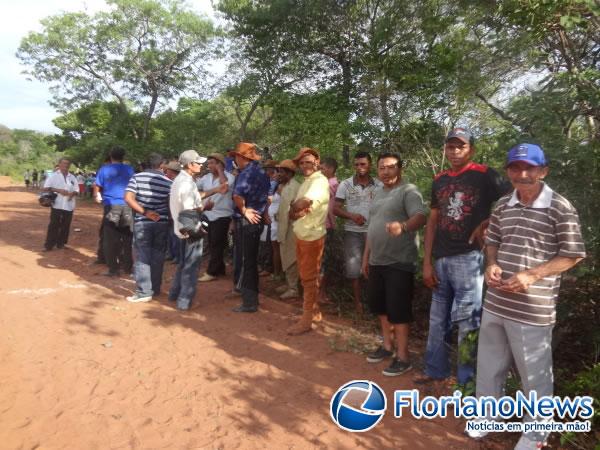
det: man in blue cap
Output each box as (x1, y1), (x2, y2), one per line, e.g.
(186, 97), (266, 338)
(468, 143), (585, 449)
(415, 128), (510, 389)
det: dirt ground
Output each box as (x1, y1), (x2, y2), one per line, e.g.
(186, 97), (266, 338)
(0, 177), (498, 449)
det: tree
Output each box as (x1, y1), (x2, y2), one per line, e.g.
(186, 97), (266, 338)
(18, 0), (215, 143)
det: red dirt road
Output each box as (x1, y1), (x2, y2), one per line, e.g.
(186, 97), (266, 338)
(0, 178), (486, 449)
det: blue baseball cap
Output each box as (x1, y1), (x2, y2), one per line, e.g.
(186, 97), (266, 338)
(506, 143), (547, 167)
(445, 128), (474, 145)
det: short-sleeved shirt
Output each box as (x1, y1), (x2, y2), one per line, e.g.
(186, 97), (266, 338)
(95, 163), (135, 206)
(326, 177), (339, 230)
(484, 183), (586, 326)
(44, 171), (79, 211)
(367, 182), (427, 272)
(431, 162), (509, 258)
(232, 161), (270, 219)
(336, 176), (382, 233)
(292, 170), (330, 241)
(169, 170), (203, 238)
(125, 169), (172, 223)
(196, 171), (235, 221)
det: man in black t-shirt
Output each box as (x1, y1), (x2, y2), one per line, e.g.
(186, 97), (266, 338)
(415, 128), (510, 389)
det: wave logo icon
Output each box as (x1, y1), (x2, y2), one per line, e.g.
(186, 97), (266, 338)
(330, 380), (387, 432)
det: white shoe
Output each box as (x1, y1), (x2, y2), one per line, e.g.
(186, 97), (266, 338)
(514, 434), (546, 450)
(280, 289), (299, 300)
(199, 273), (217, 282)
(126, 294), (152, 303)
(275, 285), (289, 294)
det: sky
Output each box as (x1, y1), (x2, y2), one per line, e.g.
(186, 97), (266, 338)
(0, 0), (216, 134)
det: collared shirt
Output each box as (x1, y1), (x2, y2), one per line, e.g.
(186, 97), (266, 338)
(169, 171), (203, 238)
(326, 176), (339, 230)
(126, 169), (172, 223)
(95, 163), (135, 206)
(335, 175), (382, 233)
(293, 170), (329, 241)
(232, 161), (270, 218)
(196, 171), (235, 221)
(44, 171), (79, 211)
(484, 183), (586, 326)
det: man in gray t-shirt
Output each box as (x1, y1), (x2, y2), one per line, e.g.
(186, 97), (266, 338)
(362, 152), (427, 377)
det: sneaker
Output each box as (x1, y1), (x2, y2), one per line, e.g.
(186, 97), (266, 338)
(382, 358), (412, 376)
(280, 289), (299, 300)
(232, 304), (258, 313)
(126, 294), (152, 303)
(366, 346), (394, 363)
(514, 434), (547, 450)
(465, 419), (489, 439)
(199, 273), (217, 282)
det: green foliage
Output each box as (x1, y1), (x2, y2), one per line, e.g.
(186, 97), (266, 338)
(0, 126), (60, 178)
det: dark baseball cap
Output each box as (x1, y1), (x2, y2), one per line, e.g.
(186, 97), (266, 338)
(446, 128), (474, 145)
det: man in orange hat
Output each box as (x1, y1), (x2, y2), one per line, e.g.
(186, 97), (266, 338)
(275, 159), (301, 299)
(288, 147), (330, 335)
(230, 142), (270, 313)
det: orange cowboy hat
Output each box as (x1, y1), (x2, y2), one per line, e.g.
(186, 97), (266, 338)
(292, 147), (320, 162)
(232, 142), (261, 161)
(276, 159), (297, 172)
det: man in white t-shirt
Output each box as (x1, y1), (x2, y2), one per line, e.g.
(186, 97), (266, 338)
(43, 158), (79, 251)
(333, 151), (382, 314)
(196, 152), (233, 282)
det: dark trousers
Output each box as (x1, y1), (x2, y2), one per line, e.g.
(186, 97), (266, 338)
(103, 205), (133, 274)
(233, 218), (262, 308)
(44, 208), (73, 250)
(206, 217), (231, 276)
(96, 218), (105, 262)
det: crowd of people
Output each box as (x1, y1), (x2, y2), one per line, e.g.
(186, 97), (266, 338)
(39, 129), (586, 450)
(25, 168), (96, 197)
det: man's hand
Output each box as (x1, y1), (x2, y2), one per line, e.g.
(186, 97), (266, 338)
(423, 262), (439, 289)
(204, 200), (215, 211)
(499, 270), (538, 293)
(243, 207), (262, 224)
(386, 221), (403, 236)
(485, 263), (503, 288)
(144, 210), (161, 222)
(352, 214), (366, 226)
(217, 183), (228, 194)
(361, 257), (369, 279)
(468, 219), (490, 249)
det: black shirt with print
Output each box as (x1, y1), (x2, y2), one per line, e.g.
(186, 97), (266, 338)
(431, 162), (510, 258)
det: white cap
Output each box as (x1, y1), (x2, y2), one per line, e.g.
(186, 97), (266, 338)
(178, 150), (207, 166)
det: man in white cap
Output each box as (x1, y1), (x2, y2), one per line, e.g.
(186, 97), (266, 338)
(168, 150), (210, 310)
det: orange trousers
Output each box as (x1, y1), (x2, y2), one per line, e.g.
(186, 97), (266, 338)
(296, 236), (325, 312)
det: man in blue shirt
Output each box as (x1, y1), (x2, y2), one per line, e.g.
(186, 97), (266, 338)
(230, 142), (270, 313)
(93, 146), (135, 277)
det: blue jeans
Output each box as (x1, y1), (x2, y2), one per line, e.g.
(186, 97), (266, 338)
(133, 221), (169, 297)
(424, 250), (484, 384)
(168, 237), (203, 310)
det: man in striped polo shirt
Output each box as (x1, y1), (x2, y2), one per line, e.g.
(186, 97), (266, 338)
(471, 143), (586, 449)
(124, 153), (173, 303)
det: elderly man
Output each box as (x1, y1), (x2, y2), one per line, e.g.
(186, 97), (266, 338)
(469, 144), (585, 449)
(230, 142), (270, 313)
(168, 150), (209, 311)
(124, 153), (172, 303)
(287, 147), (330, 335)
(42, 158), (79, 251)
(274, 159), (301, 300)
(196, 153), (234, 282)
